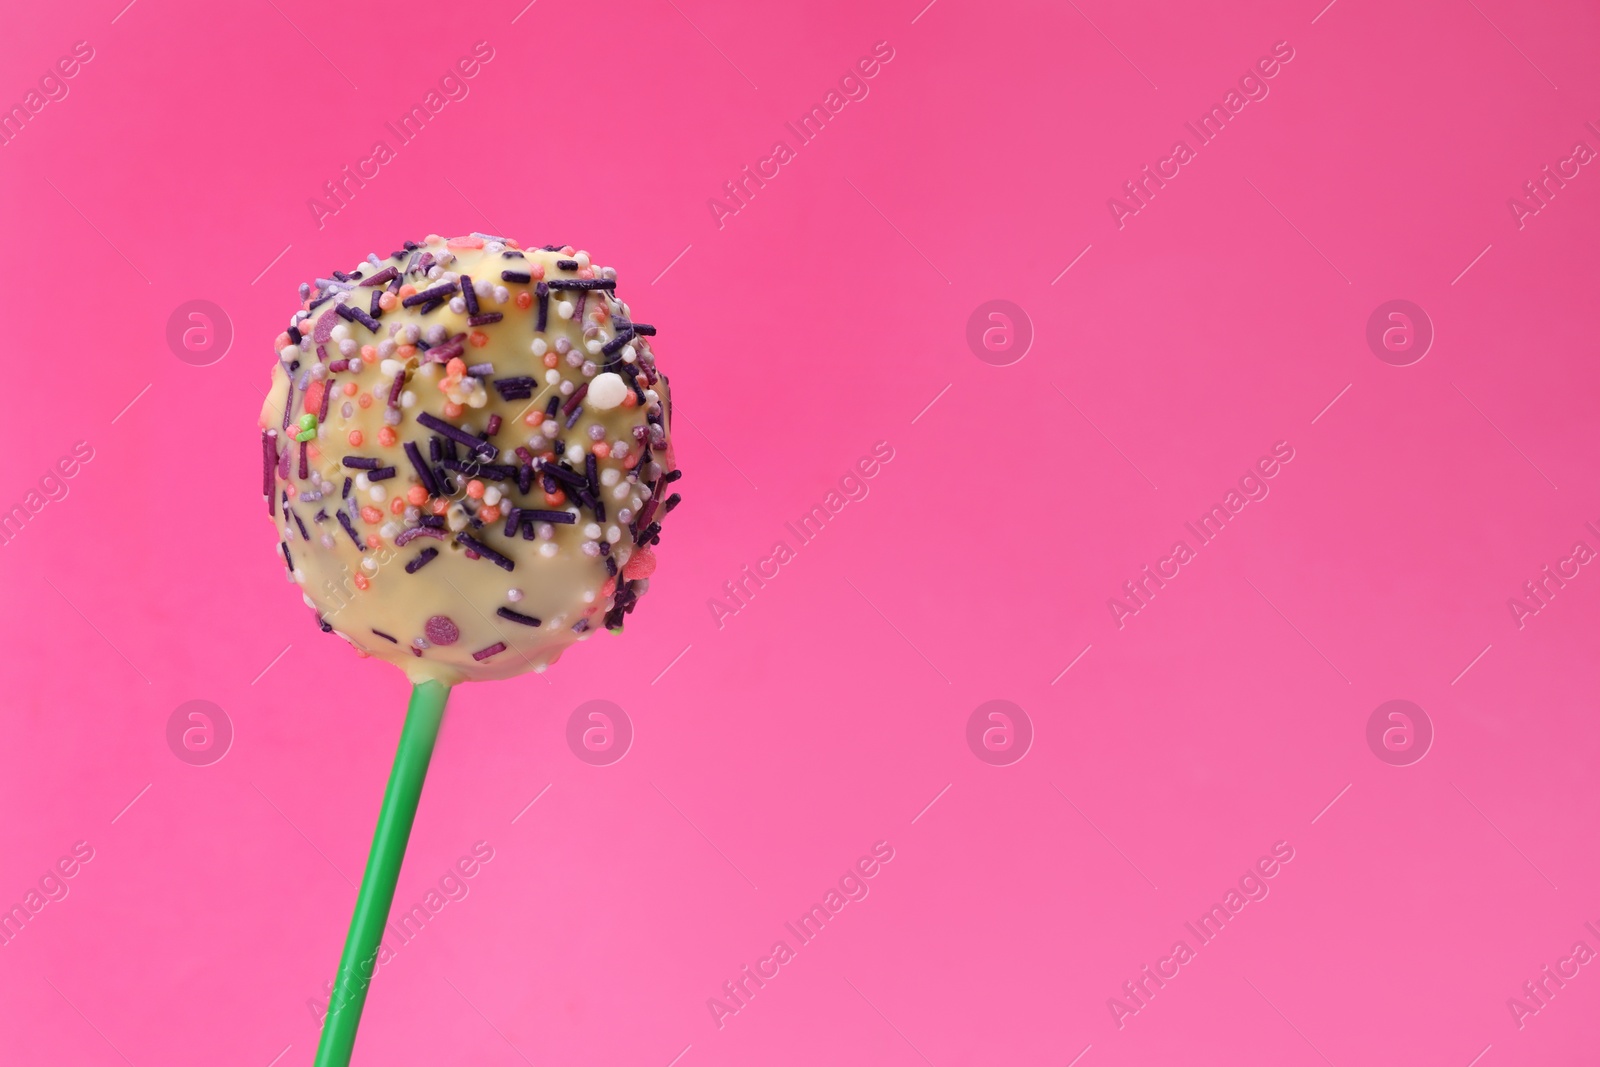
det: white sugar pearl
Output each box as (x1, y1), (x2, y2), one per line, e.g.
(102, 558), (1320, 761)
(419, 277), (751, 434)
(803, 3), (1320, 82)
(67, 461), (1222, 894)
(278, 345), (298, 360)
(556, 300), (575, 320)
(483, 486), (502, 506)
(621, 345), (637, 363)
(601, 468), (621, 487)
(369, 485), (387, 502)
(378, 339), (397, 358)
(339, 339), (358, 356)
(565, 444), (584, 464)
(355, 473), (370, 490)
(537, 523), (555, 540)
(611, 483), (629, 500)
(531, 338), (548, 356)
(559, 380), (575, 396)
(575, 252), (591, 267)
(507, 588), (523, 602)
(544, 369), (560, 385)
(475, 278), (492, 297)
(331, 324), (351, 341)
(400, 391), (416, 409)
(586, 339), (603, 355)
(582, 589), (596, 603)
(606, 526), (621, 543)
(381, 359), (404, 376)
(348, 357), (365, 373)
(587, 372), (628, 410)
(493, 285), (509, 303)
(583, 523), (601, 539)
(539, 542), (558, 557)
(449, 297), (466, 314)
(380, 522), (398, 540)
(541, 419), (559, 436)
(362, 557), (378, 572)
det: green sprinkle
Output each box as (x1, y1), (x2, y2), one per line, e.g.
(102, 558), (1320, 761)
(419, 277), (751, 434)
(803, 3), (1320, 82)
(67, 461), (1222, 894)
(298, 413), (318, 431)
(295, 428), (316, 442)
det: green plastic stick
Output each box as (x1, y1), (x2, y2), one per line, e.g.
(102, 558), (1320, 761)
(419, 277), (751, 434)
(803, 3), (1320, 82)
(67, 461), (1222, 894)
(314, 679), (451, 1067)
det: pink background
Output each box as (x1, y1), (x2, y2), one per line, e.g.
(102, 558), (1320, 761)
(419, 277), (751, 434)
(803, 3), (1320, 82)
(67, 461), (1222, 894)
(3, 0), (1599, 1063)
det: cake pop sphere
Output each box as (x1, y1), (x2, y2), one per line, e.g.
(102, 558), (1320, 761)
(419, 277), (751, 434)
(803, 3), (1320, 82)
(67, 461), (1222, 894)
(260, 235), (681, 684)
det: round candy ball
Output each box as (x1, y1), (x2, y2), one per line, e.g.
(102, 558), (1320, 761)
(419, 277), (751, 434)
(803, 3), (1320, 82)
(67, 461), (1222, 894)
(259, 235), (680, 684)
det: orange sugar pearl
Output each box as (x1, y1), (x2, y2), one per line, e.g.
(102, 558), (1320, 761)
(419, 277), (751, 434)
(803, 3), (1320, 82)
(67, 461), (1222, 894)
(398, 284), (417, 299)
(406, 485), (429, 505)
(361, 506), (383, 524)
(443, 402), (464, 418)
(397, 344), (417, 359)
(577, 267), (595, 279)
(378, 292), (398, 311)
(430, 498), (449, 515)
(275, 331), (290, 349)
(353, 573), (370, 590)
(529, 263), (546, 280)
(545, 489), (567, 506)
(342, 381), (358, 396)
(621, 392), (638, 408)
(622, 455), (639, 470)
(357, 393), (374, 408)
(480, 504), (501, 522)
(591, 442), (610, 459)
(466, 480), (486, 500)
(515, 291), (532, 309)
(523, 410), (541, 427)
(348, 430), (364, 446)
(446, 357), (466, 377)
(390, 497), (406, 514)
(542, 353), (558, 369)
(468, 330), (489, 348)
(361, 345), (378, 360)
(377, 427), (398, 447)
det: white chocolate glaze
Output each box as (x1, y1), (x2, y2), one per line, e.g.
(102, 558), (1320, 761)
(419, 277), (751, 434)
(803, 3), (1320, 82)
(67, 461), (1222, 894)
(259, 235), (678, 685)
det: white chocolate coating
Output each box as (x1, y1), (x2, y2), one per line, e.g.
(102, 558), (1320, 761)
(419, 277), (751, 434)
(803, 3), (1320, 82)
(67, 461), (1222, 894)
(259, 235), (677, 685)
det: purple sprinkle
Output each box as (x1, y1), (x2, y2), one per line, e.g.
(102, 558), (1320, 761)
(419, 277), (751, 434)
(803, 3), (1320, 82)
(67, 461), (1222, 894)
(545, 279), (614, 291)
(336, 302), (382, 333)
(337, 509), (365, 550)
(360, 266), (398, 287)
(405, 547), (439, 572)
(632, 322), (657, 336)
(460, 275), (479, 315)
(368, 466), (397, 481)
(319, 379), (334, 421)
(262, 430), (276, 514)
(425, 615), (460, 645)
(519, 509), (576, 524)
(290, 506), (309, 541)
(342, 476), (352, 499)
(501, 270), (531, 283)
(402, 281), (458, 307)
(313, 306), (340, 342)
(418, 412), (498, 460)
(371, 628), (399, 643)
(468, 312), (502, 326)
(343, 457), (380, 469)
(467, 362), (494, 376)
(298, 440), (309, 479)
(418, 514), (445, 529)
(370, 289), (383, 319)
(395, 525), (447, 547)
(330, 358), (350, 372)
(456, 533), (515, 571)
(496, 607), (541, 627)
(486, 414), (502, 436)
(503, 507), (521, 537)
(387, 371), (405, 408)
(280, 541), (294, 571)
(601, 328), (635, 356)
(282, 377), (295, 430)
(419, 297), (445, 315)
(404, 441), (439, 496)
(471, 642), (507, 662)
(535, 282), (549, 331)
(562, 382), (589, 415)
(556, 259), (579, 269)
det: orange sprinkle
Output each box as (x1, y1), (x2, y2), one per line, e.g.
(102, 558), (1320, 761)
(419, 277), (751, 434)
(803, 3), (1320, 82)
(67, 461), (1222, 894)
(592, 442), (610, 459)
(342, 381), (358, 396)
(348, 430), (364, 446)
(443, 402), (464, 419)
(303, 381), (326, 415)
(468, 330), (489, 348)
(360, 506), (382, 524)
(480, 504), (501, 522)
(378, 427), (398, 447)
(358, 393), (374, 409)
(430, 498), (449, 515)
(545, 489), (567, 506)
(353, 573), (370, 590)
(406, 486), (429, 505)
(466, 480), (485, 500)
(446, 357), (466, 377)
(515, 291), (532, 310)
(448, 236), (485, 249)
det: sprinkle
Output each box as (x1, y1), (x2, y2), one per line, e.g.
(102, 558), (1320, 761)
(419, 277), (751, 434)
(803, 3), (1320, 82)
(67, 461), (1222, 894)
(395, 524), (447, 546)
(601, 329), (636, 356)
(486, 413), (502, 436)
(360, 266), (398, 287)
(369, 466), (397, 481)
(491, 376), (536, 401)
(262, 431), (277, 514)
(342, 477), (352, 499)
(500, 270), (531, 283)
(456, 533), (515, 571)
(425, 615), (460, 645)
(371, 628), (399, 643)
(405, 547), (439, 572)
(460, 274), (480, 314)
(556, 259), (579, 270)
(298, 440), (309, 478)
(290, 506), (310, 541)
(631, 322), (658, 336)
(664, 492), (682, 512)
(417, 412), (499, 459)
(537, 461), (588, 490)
(468, 312), (503, 326)
(496, 607), (542, 627)
(402, 281), (458, 307)
(337, 509), (365, 549)
(467, 362), (494, 376)
(535, 282), (549, 331)
(562, 382), (589, 415)
(280, 541), (294, 571)
(545, 279), (615, 291)
(471, 642), (507, 662)
(335, 302), (383, 333)
(520, 509), (577, 525)
(343, 457), (381, 469)
(404, 441), (440, 496)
